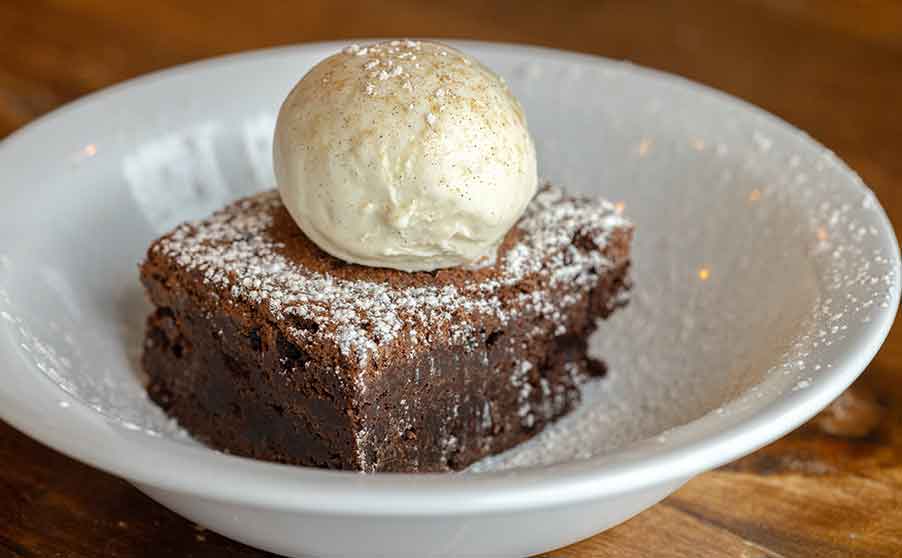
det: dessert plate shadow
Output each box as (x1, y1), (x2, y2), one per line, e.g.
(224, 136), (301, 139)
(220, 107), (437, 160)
(0, 41), (898, 558)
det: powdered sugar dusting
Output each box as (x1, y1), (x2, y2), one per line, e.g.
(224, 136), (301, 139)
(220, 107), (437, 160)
(152, 183), (631, 371)
(343, 40), (423, 96)
(505, 186), (624, 287)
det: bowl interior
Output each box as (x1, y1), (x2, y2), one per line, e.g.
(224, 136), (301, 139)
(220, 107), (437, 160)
(0, 42), (897, 485)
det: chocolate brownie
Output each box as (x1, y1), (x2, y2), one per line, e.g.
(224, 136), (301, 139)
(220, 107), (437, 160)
(140, 184), (633, 472)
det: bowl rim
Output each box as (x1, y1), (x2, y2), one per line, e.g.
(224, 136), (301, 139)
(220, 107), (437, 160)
(0, 40), (898, 515)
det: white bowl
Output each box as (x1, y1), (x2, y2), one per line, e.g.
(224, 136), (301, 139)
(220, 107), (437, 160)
(0, 41), (898, 558)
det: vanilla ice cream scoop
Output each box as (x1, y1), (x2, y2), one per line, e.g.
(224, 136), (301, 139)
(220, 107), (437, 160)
(273, 40), (538, 272)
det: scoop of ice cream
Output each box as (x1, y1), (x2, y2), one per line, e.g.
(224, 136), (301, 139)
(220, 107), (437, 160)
(273, 40), (538, 272)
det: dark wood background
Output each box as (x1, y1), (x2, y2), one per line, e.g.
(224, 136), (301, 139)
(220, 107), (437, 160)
(2, 1), (901, 556)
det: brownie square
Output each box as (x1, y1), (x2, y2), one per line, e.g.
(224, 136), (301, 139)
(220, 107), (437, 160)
(140, 184), (632, 472)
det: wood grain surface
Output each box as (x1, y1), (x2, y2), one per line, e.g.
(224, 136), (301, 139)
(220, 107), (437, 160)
(2, 1), (901, 556)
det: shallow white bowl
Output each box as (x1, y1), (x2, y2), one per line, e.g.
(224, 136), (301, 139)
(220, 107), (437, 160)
(0, 41), (898, 558)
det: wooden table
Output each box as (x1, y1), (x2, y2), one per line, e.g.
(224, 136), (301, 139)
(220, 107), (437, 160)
(2, 1), (901, 556)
